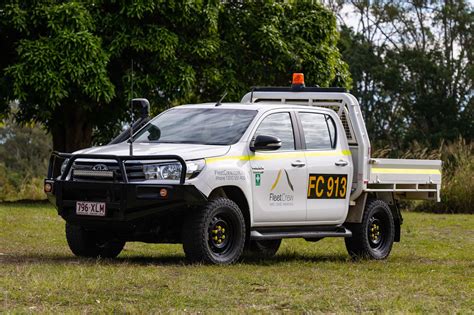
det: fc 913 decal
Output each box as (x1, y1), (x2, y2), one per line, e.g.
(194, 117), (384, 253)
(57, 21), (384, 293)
(307, 174), (347, 199)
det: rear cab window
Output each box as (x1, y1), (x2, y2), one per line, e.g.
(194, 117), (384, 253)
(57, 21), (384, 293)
(298, 112), (337, 150)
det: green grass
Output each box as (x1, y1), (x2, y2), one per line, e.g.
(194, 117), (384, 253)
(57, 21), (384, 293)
(0, 203), (473, 313)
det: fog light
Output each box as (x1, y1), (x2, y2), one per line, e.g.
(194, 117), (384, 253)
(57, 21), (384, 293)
(44, 183), (53, 193)
(160, 188), (168, 198)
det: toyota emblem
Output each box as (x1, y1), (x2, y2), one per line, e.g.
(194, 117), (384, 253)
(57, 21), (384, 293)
(92, 164), (109, 171)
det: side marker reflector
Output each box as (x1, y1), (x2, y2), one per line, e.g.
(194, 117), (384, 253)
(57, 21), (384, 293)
(44, 183), (53, 193)
(160, 188), (168, 198)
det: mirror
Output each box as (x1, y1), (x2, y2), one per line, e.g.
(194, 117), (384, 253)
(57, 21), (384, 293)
(131, 98), (150, 119)
(250, 135), (282, 152)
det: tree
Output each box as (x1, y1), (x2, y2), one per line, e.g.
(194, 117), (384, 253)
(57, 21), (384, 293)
(206, 1), (351, 101)
(89, 1), (352, 143)
(1, 2), (115, 151)
(334, 0), (473, 149)
(1, 1), (351, 152)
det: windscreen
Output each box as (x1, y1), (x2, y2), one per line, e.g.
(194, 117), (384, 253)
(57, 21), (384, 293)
(134, 108), (257, 145)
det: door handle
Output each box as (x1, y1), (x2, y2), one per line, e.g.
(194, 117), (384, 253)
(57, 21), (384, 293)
(291, 160), (306, 168)
(335, 160), (348, 167)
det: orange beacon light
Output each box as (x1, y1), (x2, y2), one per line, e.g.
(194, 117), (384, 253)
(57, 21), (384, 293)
(292, 73), (305, 88)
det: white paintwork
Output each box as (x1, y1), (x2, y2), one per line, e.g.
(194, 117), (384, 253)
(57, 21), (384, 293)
(241, 91), (442, 202)
(69, 90), (442, 227)
(304, 111), (353, 223)
(74, 142), (230, 161)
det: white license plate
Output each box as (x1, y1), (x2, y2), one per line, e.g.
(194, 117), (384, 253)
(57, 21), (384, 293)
(76, 201), (106, 217)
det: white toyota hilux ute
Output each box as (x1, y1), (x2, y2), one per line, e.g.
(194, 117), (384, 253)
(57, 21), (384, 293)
(44, 75), (442, 264)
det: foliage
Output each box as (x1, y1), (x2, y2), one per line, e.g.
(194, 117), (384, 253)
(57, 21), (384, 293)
(0, 1), (115, 151)
(89, 1), (224, 144)
(335, 0), (473, 149)
(91, 1), (351, 144)
(373, 138), (473, 213)
(0, 116), (51, 201)
(1, 1), (351, 150)
(203, 1), (351, 102)
(416, 139), (473, 214)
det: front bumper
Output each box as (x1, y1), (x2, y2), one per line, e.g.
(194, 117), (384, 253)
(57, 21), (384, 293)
(45, 179), (207, 224)
(44, 151), (207, 226)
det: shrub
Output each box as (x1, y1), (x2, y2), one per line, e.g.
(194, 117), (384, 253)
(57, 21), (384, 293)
(373, 138), (473, 214)
(417, 139), (473, 213)
(0, 117), (51, 202)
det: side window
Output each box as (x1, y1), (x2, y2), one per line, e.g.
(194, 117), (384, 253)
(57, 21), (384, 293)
(299, 112), (334, 150)
(255, 112), (295, 150)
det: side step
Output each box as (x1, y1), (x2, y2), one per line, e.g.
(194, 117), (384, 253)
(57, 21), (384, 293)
(250, 227), (352, 240)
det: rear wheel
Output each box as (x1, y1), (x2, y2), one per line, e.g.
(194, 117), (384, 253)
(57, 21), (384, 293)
(245, 239), (281, 258)
(345, 199), (395, 260)
(65, 223), (125, 258)
(182, 198), (245, 264)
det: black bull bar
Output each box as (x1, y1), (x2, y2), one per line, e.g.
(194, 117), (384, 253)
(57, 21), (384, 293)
(46, 151), (187, 184)
(44, 152), (208, 223)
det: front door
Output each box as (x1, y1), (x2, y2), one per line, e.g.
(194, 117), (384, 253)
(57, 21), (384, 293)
(297, 112), (352, 223)
(250, 112), (307, 223)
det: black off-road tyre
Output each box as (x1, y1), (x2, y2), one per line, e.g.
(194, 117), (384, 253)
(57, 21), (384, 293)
(244, 240), (281, 258)
(182, 198), (246, 264)
(65, 223), (125, 258)
(345, 199), (395, 260)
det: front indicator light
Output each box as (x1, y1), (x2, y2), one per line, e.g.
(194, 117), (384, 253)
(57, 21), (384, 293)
(185, 159), (206, 179)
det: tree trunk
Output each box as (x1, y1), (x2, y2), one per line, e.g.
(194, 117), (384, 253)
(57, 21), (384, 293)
(51, 104), (93, 153)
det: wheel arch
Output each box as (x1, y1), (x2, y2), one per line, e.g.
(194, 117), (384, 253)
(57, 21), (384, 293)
(345, 192), (402, 242)
(209, 186), (251, 238)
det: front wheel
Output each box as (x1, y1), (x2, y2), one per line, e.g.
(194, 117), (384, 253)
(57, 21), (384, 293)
(65, 223), (125, 258)
(345, 199), (395, 260)
(182, 198), (246, 264)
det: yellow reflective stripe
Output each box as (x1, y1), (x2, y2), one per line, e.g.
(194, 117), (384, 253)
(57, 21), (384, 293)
(251, 152), (305, 160)
(371, 168), (441, 175)
(205, 150), (351, 164)
(205, 156), (250, 163)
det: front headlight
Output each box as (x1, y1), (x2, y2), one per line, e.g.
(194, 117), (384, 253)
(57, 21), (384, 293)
(143, 159), (205, 181)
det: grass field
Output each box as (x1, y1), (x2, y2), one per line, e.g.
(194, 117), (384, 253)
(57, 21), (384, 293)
(0, 203), (473, 313)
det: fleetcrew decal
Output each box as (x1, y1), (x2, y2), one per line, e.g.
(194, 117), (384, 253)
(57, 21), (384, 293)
(270, 170), (294, 192)
(307, 174), (347, 199)
(269, 169), (294, 206)
(255, 173), (261, 186)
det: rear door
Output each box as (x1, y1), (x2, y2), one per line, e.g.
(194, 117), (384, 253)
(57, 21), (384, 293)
(297, 111), (352, 223)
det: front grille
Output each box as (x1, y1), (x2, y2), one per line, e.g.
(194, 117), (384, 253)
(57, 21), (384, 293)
(72, 161), (145, 182)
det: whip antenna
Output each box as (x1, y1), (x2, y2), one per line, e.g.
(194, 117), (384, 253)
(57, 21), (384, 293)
(215, 91), (228, 106)
(129, 59), (134, 156)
